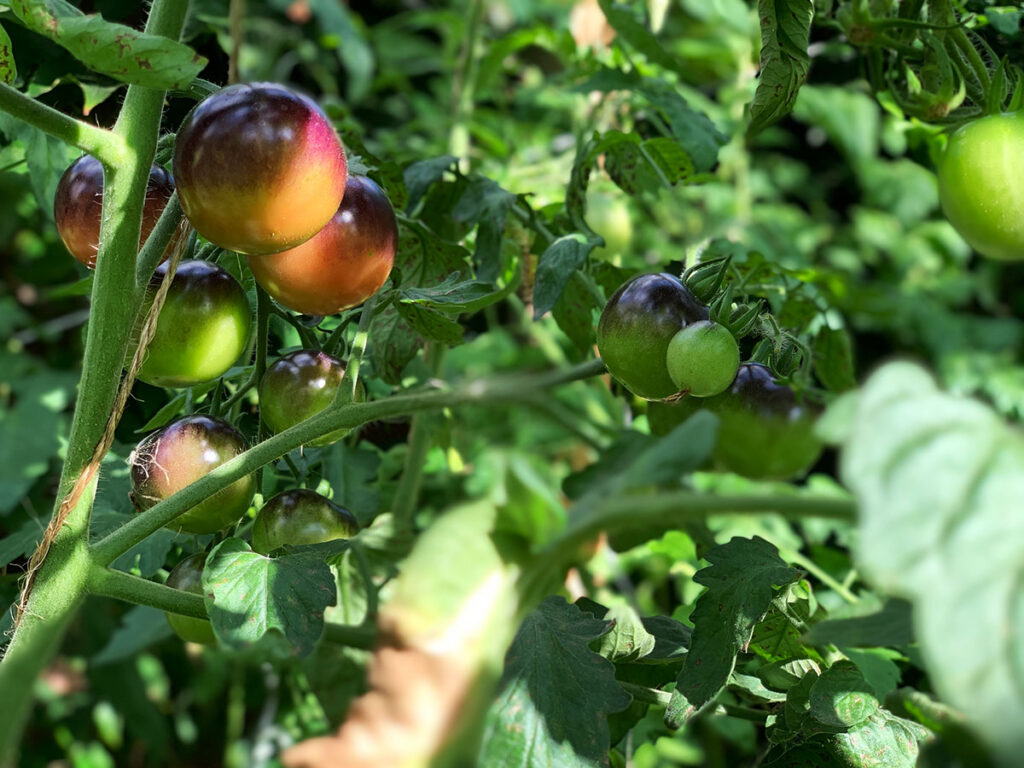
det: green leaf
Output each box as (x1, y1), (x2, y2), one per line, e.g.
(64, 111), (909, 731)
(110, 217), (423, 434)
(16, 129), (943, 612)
(480, 596), (631, 767)
(813, 327), (857, 393)
(596, 0), (684, 77)
(396, 301), (465, 346)
(552, 271), (599, 355)
(842, 647), (903, 700)
(203, 538), (337, 658)
(666, 536), (802, 727)
(532, 234), (593, 319)
(0, 516), (43, 567)
(748, 0), (813, 137)
(0, 113), (79, 219)
(829, 711), (928, 767)
(0, 22), (15, 84)
(803, 599), (914, 649)
(750, 581), (821, 663)
(92, 606), (173, 667)
(595, 603), (657, 662)
(613, 409), (718, 493)
(399, 271), (517, 315)
(603, 134), (694, 194)
(323, 442), (381, 524)
(10, 0), (206, 89)
(305, 0), (374, 101)
(840, 362), (1024, 764)
(808, 661), (879, 730)
(403, 155), (457, 212)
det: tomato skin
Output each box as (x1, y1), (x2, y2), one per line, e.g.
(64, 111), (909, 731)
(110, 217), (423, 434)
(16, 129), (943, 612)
(665, 320), (740, 398)
(137, 260), (252, 388)
(704, 363), (822, 480)
(251, 489), (359, 555)
(246, 176), (397, 315)
(129, 415), (255, 534)
(596, 273), (709, 400)
(258, 349), (364, 447)
(53, 155), (176, 269)
(173, 82), (347, 255)
(164, 553), (215, 645)
(938, 112), (1024, 261)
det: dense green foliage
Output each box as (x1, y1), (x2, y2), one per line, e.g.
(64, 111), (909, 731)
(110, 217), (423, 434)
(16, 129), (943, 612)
(2, 1), (1024, 767)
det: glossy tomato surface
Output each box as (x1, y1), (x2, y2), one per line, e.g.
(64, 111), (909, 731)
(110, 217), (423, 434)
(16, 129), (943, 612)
(164, 553), (215, 645)
(130, 415), (255, 534)
(596, 273), (709, 400)
(938, 112), (1024, 261)
(259, 349), (364, 446)
(251, 489), (359, 554)
(246, 175), (397, 315)
(665, 320), (740, 398)
(54, 155), (176, 268)
(704, 363), (822, 480)
(137, 260), (252, 388)
(173, 82), (347, 255)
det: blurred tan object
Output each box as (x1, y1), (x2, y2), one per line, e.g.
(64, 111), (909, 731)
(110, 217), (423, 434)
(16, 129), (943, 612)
(570, 0), (615, 50)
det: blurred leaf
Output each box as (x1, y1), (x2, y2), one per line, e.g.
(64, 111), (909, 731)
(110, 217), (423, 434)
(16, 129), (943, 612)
(793, 86), (880, 163)
(749, 0), (813, 137)
(841, 362), (1024, 764)
(0, 515), (43, 566)
(597, 0), (684, 77)
(9, 0), (206, 89)
(204, 538), (336, 657)
(0, 112), (78, 218)
(92, 606), (173, 666)
(666, 536), (802, 727)
(813, 327), (857, 393)
(323, 442), (381, 525)
(480, 596), (631, 766)
(305, 0), (374, 101)
(804, 599), (915, 649)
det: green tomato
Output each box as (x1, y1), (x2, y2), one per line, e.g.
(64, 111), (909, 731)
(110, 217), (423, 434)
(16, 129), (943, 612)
(665, 321), (739, 397)
(164, 553), (215, 645)
(138, 260), (252, 388)
(597, 273), (709, 400)
(587, 190), (633, 258)
(704, 363), (822, 480)
(259, 349), (365, 447)
(251, 489), (359, 555)
(938, 112), (1024, 261)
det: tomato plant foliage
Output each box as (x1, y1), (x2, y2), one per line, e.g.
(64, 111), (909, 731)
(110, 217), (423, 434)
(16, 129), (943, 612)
(2, 1), (1024, 768)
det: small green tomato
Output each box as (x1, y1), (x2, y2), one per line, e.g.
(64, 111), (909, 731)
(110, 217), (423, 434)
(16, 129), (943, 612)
(665, 320), (740, 397)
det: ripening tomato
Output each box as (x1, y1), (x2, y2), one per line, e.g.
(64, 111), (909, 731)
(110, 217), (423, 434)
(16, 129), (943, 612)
(173, 82), (347, 255)
(129, 415), (255, 534)
(164, 553), (215, 645)
(246, 175), (397, 315)
(938, 112), (1024, 261)
(251, 489), (359, 555)
(54, 155), (176, 268)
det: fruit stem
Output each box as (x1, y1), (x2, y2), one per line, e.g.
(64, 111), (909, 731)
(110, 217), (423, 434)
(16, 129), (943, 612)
(90, 357), (609, 565)
(338, 291), (379, 404)
(134, 192), (185, 290)
(0, 82), (126, 163)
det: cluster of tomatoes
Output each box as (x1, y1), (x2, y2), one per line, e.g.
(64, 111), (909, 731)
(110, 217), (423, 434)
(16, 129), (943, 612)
(54, 83), (390, 641)
(597, 273), (822, 481)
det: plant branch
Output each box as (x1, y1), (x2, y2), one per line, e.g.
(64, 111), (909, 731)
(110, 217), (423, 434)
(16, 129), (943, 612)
(135, 192), (185, 290)
(0, 83), (125, 162)
(91, 358), (608, 565)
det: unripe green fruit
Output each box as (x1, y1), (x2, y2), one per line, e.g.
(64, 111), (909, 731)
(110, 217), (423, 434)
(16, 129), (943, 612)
(164, 553), (215, 645)
(251, 489), (359, 555)
(665, 321), (740, 397)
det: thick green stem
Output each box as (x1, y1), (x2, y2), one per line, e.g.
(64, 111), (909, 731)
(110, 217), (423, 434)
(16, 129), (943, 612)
(91, 358), (608, 565)
(0, 82), (125, 162)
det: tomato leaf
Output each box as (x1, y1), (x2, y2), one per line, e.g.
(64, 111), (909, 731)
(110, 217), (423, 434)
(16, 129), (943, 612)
(803, 598), (915, 649)
(0, 22), (16, 84)
(479, 596), (631, 767)
(666, 536), (802, 728)
(748, 0), (813, 138)
(840, 362), (1024, 763)
(596, 0), (684, 78)
(532, 234), (593, 319)
(203, 538), (336, 658)
(9, 0), (206, 90)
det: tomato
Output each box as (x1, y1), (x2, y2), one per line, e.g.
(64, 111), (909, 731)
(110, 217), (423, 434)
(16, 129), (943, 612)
(665, 320), (739, 398)
(246, 175), (397, 315)
(596, 273), (709, 400)
(703, 363), (822, 480)
(258, 349), (365, 446)
(173, 82), (347, 255)
(53, 155), (176, 268)
(164, 553), (215, 645)
(129, 415), (255, 534)
(137, 260), (252, 388)
(587, 188), (633, 260)
(251, 489), (359, 555)
(938, 112), (1024, 261)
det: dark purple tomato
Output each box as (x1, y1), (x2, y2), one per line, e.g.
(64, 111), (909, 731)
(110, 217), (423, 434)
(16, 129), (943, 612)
(173, 82), (347, 255)
(703, 363), (822, 480)
(246, 175), (397, 315)
(129, 415), (255, 534)
(251, 489), (359, 555)
(164, 553), (215, 645)
(137, 260), (252, 388)
(258, 349), (364, 447)
(54, 155), (176, 268)
(596, 273), (709, 400)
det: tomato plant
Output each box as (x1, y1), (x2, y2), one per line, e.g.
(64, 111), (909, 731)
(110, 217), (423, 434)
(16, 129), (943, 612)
(173, 82), (347, 255)
(596, 273), (709, 400)
(129, 415), (255, 534)
(938, 112), (1024, 261)
(53, 154), (175, 268)
(246, 175), (397, 315)
(136, 260), (252, 388)
(251, 489), (359, 554)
